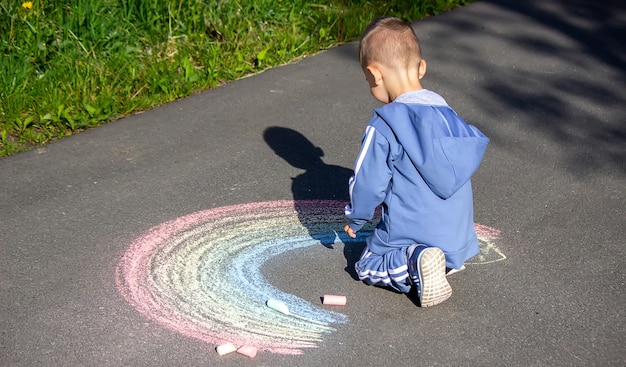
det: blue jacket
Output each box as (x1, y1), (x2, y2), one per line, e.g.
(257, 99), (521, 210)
(345, 101), (489, 269)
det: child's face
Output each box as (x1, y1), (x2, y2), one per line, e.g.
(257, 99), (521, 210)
(363, 65), (390, 104)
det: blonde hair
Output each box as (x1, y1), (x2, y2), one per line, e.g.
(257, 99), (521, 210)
(358, 17), (423, 70)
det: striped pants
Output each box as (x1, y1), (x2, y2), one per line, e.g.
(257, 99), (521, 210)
(355, 246), (412, 293)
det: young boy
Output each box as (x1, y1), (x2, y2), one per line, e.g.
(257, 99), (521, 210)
(344, 17), (489, 307)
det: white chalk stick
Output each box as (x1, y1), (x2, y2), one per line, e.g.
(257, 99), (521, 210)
(237, 345), (258, 358)
(216, 342), (237, 356)
(323, 295), (347, 306)
(266, 298), (290, 315)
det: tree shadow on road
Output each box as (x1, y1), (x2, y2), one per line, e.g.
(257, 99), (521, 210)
(417, 0), (626, 177)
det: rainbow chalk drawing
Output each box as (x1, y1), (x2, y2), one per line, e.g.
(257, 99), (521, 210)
(116, 200), (504, 355)
(116, 200), (353, 355)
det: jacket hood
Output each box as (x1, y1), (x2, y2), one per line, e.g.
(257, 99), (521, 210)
(375, 103), (489, 199)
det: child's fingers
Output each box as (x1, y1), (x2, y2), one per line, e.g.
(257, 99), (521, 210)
(344, 224), (357, 238)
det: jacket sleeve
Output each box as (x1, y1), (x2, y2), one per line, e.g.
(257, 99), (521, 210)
(344, 125), (392, 232)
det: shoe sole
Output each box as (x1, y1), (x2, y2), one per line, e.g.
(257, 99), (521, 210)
(418, 247), (452, 307)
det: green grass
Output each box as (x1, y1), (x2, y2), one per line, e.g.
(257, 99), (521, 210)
(0, 0), (473, 157)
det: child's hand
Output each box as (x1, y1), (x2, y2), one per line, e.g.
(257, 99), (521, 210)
(344, 223), (357, 238)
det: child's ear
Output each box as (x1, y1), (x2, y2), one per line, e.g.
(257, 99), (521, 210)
(418, 59), (427, 80)
(366, 65), (383, 85)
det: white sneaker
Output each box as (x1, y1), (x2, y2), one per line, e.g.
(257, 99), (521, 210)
(446, 264), (466, 276)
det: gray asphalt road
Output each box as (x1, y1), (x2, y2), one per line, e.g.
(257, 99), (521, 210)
(1, 1), (624, 366)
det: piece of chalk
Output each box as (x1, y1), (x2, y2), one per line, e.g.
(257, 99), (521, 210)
(266, 298), (290, 315)
(323, 295), (347, 306)
(237, 345), (258, 358)
(216, 342), (237, 356)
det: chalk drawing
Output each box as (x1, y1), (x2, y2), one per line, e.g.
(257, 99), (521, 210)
(116, 200), (504, 355)
(469, 223), (507, 264)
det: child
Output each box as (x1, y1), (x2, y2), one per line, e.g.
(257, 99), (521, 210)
(344, 17), (489, 307)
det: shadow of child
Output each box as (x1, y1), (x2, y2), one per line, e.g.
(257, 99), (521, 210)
(263, 126), (352, 202)
(263, 126), (364, 278)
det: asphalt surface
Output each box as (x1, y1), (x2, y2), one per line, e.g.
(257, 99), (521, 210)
(1, 0), (625, 366)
